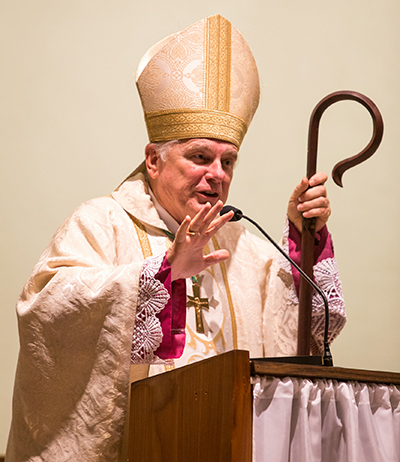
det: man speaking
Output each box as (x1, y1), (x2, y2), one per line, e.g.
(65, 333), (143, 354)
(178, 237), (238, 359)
(7, 14), (346, 462)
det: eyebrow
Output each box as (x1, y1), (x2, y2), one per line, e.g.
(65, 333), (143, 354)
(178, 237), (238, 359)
(227, 151), (239, 161)
(184, 143), (239, 160)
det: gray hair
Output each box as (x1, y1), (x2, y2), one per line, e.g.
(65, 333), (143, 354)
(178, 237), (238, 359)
(151, 140), (182, 161)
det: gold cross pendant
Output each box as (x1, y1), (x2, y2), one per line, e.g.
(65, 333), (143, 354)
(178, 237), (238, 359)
(187, 283), (209, 334)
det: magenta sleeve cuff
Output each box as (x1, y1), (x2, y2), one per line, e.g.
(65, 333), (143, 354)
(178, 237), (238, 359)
(153, 253), (187, 360)
(288, 222), (334, 295)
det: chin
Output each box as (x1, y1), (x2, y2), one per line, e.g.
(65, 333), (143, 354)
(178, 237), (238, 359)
(184, 204), (204, 220)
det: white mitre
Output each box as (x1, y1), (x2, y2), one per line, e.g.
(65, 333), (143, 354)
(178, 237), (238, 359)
(136, 14), (260, 149)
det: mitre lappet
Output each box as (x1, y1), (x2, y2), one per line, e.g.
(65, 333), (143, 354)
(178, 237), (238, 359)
(136, 14), (260, 149)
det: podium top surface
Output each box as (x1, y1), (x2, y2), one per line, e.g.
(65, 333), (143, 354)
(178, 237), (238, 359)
(133, 350), (400, 387)
(251, 359), (400, 385)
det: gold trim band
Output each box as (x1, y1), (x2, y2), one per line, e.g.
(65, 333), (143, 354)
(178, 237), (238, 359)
(129, 213), (153, 259)
(204, 15), (231, 113)
(145, 109), (247, 148)
(212, 236), (238, 349)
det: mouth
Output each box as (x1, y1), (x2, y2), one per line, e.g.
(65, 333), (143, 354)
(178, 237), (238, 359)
(196, 190), (220, 203)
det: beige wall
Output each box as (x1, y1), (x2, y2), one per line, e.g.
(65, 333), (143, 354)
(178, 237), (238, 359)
(1, 0), (400, 452)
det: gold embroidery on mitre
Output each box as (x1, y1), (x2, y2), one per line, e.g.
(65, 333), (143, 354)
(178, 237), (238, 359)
(145, 108), (247, 147)
(136, 14), (259, 149)
(204, 14), (231, 113)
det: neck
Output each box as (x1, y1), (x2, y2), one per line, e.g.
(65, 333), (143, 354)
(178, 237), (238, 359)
(148, 186), (180, 235)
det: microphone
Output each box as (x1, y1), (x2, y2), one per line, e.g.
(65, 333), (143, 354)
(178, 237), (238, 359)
(222, 205), (243, 222)
(221, 205), (333, 367)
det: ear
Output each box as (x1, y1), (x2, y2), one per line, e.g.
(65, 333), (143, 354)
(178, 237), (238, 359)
(145, 144), (161, 179)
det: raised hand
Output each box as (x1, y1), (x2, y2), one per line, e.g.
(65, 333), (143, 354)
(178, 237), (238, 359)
(166, 200), (234, 281)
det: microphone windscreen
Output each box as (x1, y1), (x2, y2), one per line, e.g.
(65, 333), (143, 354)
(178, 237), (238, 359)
(220, 205), (243, 222)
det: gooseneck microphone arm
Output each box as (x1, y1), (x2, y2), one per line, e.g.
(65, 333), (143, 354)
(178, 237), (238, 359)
(220, 205), (333, 367)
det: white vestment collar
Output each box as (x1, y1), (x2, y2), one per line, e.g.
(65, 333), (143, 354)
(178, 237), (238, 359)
(148, 187), (179, 235)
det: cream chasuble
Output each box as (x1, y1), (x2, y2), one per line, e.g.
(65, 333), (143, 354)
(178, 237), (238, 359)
(113, 164), (346, 380)
(7, 163), (346, 462)
(7, 14), (347, 462)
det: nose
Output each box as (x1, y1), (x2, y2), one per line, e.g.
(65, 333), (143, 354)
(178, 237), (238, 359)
(205, 159), (225, 182)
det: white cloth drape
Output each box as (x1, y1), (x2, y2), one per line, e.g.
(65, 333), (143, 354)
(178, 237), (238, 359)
(252, 376), (400, 462)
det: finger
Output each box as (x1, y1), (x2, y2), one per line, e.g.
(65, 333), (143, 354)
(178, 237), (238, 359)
(174, 215), (192, 243)
(204, 210), (234, 236)
(198, 200), (224, 233)
(300, 195), (331, 217)
(309, 172), (328, 187)
(188, 203), (212, 232)
(302, 206), (331, 220)
(203, 249), (230, 267)
(298, 185), (327, 203)
(298, 196), (330, 214)
(291, 177), (309, 202)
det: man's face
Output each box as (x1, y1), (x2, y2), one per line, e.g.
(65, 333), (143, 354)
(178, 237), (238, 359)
(146, 138), (238, 224)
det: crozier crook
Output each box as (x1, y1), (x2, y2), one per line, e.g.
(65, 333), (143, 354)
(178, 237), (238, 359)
(297, 90), (384, 357)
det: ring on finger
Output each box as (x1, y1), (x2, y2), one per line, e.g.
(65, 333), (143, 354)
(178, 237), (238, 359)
(187, 228), (198, 235)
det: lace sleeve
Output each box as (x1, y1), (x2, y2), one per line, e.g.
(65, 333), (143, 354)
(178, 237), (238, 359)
(131, 253), (170, 364)
(311, 257), (346, 349)
(284, 218), (346, 351)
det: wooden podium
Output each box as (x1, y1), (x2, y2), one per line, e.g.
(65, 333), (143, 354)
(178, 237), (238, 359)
(128, 350), (400, 462)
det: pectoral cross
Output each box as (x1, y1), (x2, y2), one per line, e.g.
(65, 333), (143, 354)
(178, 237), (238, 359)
(187, 282), (209, 334)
